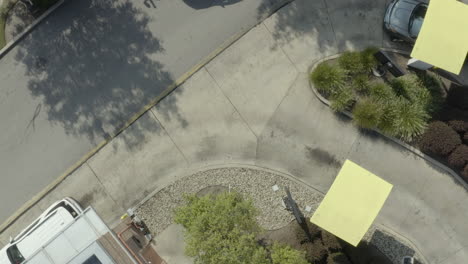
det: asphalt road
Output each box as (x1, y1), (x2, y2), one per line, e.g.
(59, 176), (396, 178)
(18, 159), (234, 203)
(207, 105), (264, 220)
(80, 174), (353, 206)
(0, 0), (283, 223)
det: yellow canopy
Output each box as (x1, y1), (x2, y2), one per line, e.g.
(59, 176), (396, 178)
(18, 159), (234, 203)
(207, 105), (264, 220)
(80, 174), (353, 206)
(411, 0), (468, 74)
(311, 160), (393, 246)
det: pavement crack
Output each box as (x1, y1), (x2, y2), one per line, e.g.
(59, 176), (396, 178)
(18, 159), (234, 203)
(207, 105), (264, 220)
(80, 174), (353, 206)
(261, 22), (301, 73)
(203, 67), (259, 151)
(85, 162), (120, 209)
(148, 108), (190, 165)
(323, 0), (339, 50)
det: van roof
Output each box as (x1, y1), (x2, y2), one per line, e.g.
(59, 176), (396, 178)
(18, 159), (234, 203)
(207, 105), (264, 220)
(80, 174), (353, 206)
(16, 207), (74, 259)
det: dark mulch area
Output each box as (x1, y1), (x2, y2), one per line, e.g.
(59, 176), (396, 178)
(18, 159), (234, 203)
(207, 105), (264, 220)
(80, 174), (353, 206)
(259, 220), (393, 264)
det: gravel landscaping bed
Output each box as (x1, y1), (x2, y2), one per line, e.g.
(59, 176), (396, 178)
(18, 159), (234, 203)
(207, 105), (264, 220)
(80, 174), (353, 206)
(135, 166), (424, 264)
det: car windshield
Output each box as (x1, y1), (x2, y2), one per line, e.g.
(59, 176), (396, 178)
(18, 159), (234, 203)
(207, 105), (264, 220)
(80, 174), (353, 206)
(409, 4), (427, 38)
(6, 245), (25, 264)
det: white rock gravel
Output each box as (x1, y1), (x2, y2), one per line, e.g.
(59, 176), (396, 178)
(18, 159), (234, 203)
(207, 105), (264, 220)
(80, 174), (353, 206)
(135, 167), (424, 264)
(135, 167), (322, 234)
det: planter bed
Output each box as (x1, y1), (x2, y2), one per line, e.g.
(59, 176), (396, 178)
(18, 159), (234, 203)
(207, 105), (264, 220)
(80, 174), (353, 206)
(310, 48), (468, 183)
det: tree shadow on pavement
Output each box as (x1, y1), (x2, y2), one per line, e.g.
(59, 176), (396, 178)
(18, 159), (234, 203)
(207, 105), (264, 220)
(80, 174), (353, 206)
(257, 0), (394, 54)
(14, 0), (185, 150)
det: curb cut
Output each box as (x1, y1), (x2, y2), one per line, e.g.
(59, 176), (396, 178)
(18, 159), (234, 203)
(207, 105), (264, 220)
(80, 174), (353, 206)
(131, 162), (428, 264)
(0, 0), (295, 235)
(308, 50), (468, 191)
(0, 0), (65, 59)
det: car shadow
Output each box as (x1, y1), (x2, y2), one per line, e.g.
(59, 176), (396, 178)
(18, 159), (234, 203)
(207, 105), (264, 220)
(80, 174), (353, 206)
(182, 0), (242, 9)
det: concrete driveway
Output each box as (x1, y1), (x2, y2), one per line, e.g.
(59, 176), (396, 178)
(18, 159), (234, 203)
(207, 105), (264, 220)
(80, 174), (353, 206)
(3, 0), (467, 263)
(0, 0), (286, 223)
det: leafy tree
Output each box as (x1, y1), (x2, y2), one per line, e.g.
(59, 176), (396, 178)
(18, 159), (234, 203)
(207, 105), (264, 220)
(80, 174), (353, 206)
(174, 192), (309, 264)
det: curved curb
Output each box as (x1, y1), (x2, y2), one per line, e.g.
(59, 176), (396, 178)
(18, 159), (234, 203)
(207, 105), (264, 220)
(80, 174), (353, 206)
(133, 162), (428, 264)
(308, 50), (468, 192)
(0, 0), (295, 235)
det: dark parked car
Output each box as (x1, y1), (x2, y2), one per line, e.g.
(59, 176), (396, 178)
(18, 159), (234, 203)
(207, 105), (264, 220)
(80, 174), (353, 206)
(384, 0), (428, 42)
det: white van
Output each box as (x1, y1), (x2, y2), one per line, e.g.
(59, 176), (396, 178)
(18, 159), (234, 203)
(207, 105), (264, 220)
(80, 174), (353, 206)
(0, 198), (83, 264)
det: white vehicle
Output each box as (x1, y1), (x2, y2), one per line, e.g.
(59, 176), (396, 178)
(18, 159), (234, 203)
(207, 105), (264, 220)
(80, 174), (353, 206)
(0, 198), (83, 264)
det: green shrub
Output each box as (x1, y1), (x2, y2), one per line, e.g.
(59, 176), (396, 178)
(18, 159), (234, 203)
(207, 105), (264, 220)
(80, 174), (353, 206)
(377, 102), (398, 136)
(419, 121), (462, 156)
(351, 74), (370, 93)
(271, 243), (309, 264)
(330, 88), (355, 112)
(448, 145), (468, 169)
(415, 71), (443, 112)
(390, 74), (442, 114)
(338, 48), (378, 75)
(360, 46), (379, 72)
(390, 75), (421, 101)
(352, 98), (383, 129)
(368, 82), (394, 101)
(338, 51), (365, 75)
(390, 100), (429, 142)
(311, 63), (346, 96)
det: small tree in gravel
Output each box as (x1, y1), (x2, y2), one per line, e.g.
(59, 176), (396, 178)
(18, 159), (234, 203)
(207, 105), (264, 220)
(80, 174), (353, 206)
(174, 192), (309, 264)
(419, 121), (461, 156)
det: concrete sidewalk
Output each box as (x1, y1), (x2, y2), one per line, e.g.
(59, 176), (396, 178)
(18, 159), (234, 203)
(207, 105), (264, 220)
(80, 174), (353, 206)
(1, 0), (467, 263)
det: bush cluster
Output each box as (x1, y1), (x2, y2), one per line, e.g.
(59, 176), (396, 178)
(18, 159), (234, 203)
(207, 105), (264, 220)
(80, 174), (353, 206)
(311, 63), (346, 97)
(311, 48), (442, 142)
(419, 121), (461, 156)
(448, 145), (468, 169)
(338, 47), (378, 75)
(448, 120), (468, 133)
(295, 221), (350, 264)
